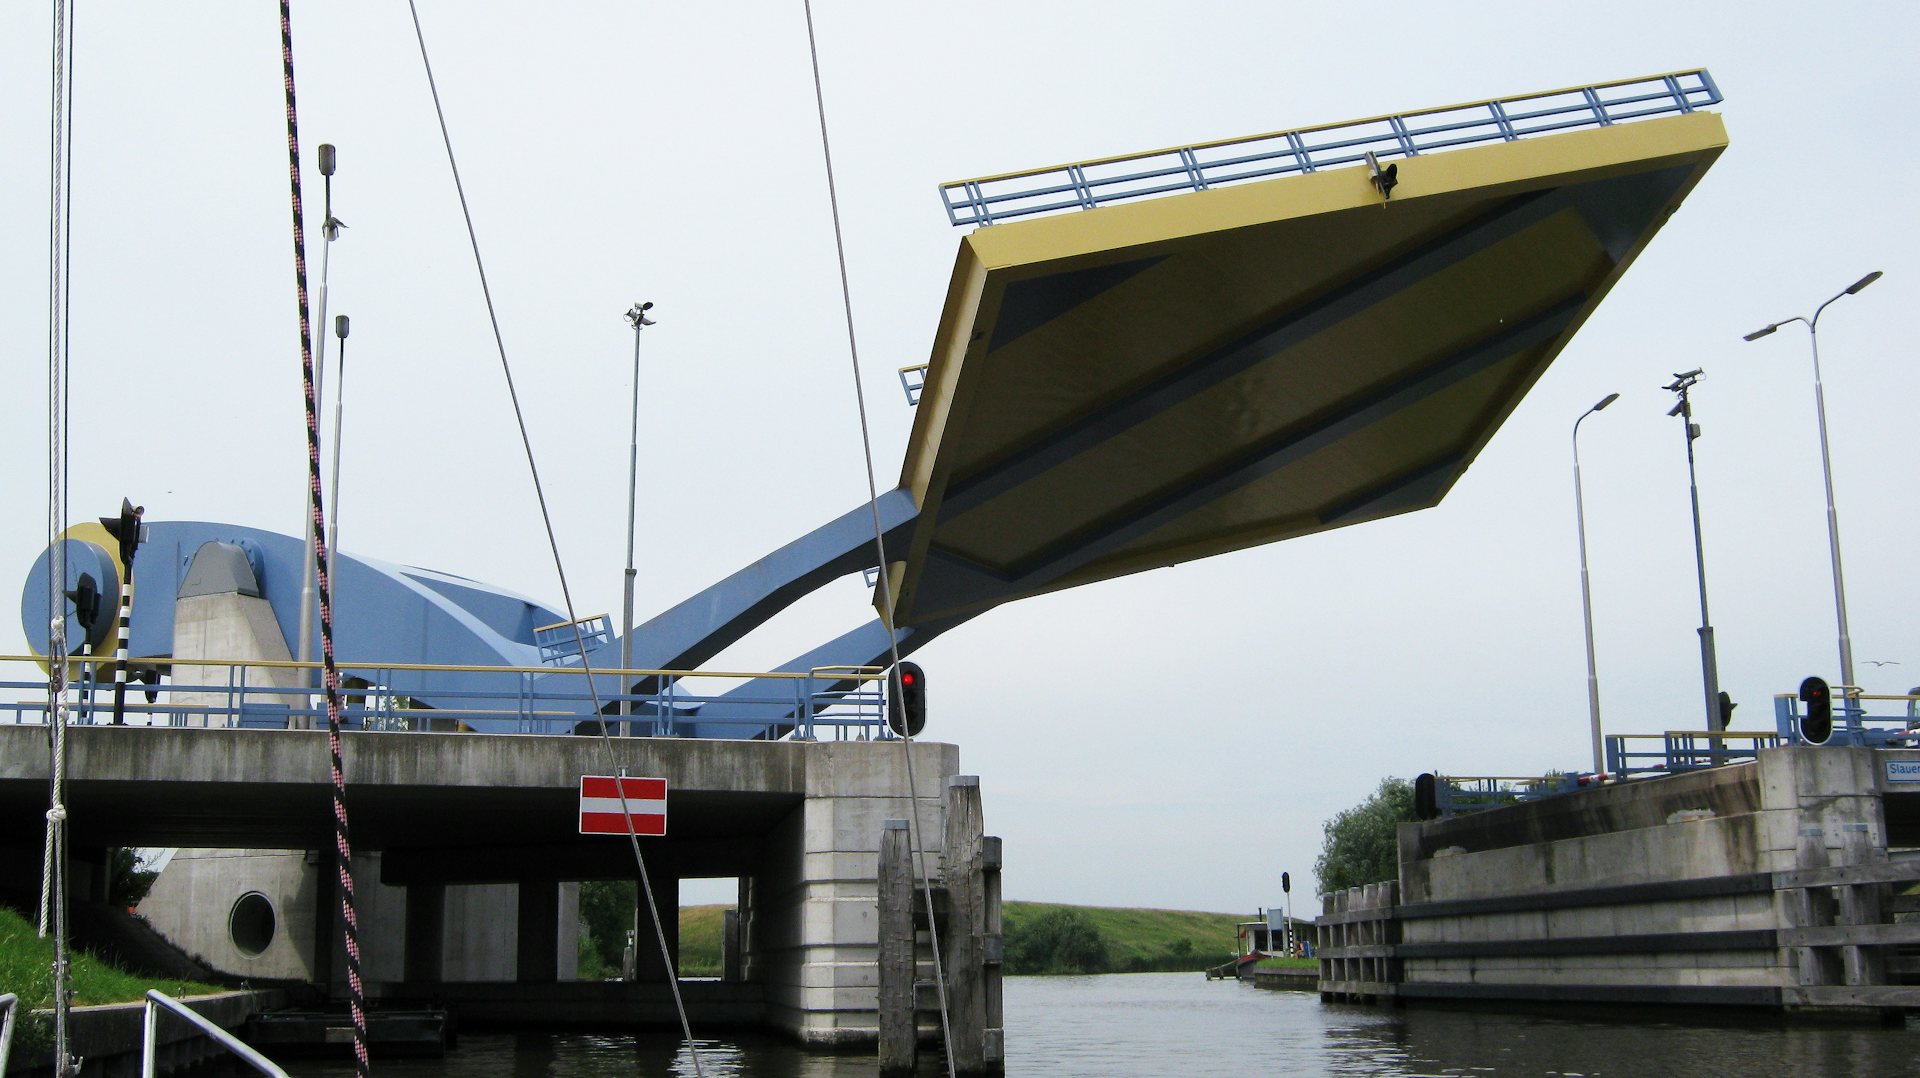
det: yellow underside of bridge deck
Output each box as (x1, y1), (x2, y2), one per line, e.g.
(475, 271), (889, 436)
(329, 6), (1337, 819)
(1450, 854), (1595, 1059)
(890, 112), (1726, 627)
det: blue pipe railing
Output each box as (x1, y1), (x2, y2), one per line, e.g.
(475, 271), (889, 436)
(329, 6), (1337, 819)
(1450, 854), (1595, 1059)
(0, 656), (898, 742)
(939, 69), (1720, 226)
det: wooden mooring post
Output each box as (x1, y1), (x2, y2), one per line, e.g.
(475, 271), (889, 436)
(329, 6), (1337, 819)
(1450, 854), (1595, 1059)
(944, 775), (1004, 1073)
(876, 777), (1004, 1075)
(878, 818), (916, 1074)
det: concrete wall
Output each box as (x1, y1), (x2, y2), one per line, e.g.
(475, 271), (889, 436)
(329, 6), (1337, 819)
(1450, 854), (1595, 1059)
(136, 850), (574, 987)
(1324, 747), (1904, 1008)
(757, 740), (955, 1046)
(170, 592), (305, 726)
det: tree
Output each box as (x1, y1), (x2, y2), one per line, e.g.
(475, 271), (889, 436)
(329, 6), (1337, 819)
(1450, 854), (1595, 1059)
(1314, 776), (1417, 894)
(577, 879), (637, 976)
(1003, 908), (1110, 974)
(109, 847), (159, 907)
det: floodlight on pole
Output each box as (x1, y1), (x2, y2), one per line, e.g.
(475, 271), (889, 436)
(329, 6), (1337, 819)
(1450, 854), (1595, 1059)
(1572, 391), (1619, 774)
(1665, 369), (1721, 731)
(1742, 270), (1883, 693)
(620, 302), (656, 720)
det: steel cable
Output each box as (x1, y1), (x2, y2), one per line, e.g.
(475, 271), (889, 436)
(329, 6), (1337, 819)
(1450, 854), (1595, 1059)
(798, 4), (959, 1073)
(400, 4), (704, 1071)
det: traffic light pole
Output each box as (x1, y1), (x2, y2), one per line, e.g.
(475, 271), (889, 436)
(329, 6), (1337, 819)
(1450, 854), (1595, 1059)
(102, 499), (144, 726)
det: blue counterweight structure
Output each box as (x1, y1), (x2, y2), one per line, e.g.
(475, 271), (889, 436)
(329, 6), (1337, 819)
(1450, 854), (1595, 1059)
(19, 501), (939, 738)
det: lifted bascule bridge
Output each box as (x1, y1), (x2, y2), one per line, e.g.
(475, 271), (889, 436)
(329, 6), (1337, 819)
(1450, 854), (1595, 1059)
(6, 72), (1742, 1062)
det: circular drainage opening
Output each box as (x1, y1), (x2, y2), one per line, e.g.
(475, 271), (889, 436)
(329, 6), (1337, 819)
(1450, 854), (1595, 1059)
(229, 891), (276, 957)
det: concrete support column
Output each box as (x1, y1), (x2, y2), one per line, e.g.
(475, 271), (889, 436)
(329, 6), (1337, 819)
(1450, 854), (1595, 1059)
(313, 849), (335, 990)
(517, 879), (561, 984)
(760, 740), (956, 1047)
(631, 872), (681, 983)
(404, 883), (446, 984)
(737, 875), (758, 983)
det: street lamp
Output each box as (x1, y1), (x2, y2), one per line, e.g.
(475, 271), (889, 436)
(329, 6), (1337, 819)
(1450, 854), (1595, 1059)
(620, 301), (656, 721)
(1665, 369), (1721, 731)
(1572, 392), (1619, 774)
(326, 314), (351, 568)
(1743, 270), (1883, 692)
(298, 144), (346, 701)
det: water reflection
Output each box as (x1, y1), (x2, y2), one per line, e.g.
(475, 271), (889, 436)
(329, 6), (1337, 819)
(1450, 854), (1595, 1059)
(280, 974), (1920, 1077)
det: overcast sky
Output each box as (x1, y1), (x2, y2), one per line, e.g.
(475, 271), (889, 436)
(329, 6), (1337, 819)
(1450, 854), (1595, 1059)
(3, 2), (1917, 914)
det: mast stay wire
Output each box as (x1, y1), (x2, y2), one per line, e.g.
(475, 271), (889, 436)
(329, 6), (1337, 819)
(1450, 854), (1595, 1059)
(400, 5), (705, 1073)
(43, 1), (78, 1073)
(798, 3), (959, 1074)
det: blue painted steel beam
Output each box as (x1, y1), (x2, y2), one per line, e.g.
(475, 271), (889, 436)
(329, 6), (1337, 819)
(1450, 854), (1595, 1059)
(535, 490), (918, 700)
(678, 617), (958, 739)
(937, 188), (1574, 521)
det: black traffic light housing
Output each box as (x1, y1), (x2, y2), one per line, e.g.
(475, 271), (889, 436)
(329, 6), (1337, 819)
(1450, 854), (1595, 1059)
(100, 498), (145, 566)
(1281, 871), (1291, 895)
(1799, 675), (1833, 745)
(1716, 691), (1737, 731)
(887, 661), (926, 738)
(1414, 773), (1440, 821)
(65, 571), (103, 649)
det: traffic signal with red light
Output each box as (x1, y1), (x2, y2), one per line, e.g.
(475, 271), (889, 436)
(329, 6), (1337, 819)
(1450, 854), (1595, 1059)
(887, 662), (926, 737)
(1798, 676), (1832, 745)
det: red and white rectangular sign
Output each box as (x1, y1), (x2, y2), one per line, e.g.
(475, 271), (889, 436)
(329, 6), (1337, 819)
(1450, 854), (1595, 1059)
(579, 775), (667, 837)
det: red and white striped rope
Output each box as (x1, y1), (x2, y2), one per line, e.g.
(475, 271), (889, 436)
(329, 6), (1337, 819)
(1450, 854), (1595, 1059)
(280, 4), (369, 1073)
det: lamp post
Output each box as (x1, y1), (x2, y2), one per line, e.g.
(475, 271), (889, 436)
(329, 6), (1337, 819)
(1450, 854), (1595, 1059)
(298, 144), (345, 701)
(1572, 392), (1619, 774)
(620, 302), (656, 720)
(1743, 270), (1883, 693)
(1665, 369), (1721, 731)
(326, 314), (350, 569)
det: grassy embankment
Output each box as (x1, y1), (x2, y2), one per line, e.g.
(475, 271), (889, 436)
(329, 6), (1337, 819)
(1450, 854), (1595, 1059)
(0, 905), (219, 1007)
(670, 901), (1254, 977)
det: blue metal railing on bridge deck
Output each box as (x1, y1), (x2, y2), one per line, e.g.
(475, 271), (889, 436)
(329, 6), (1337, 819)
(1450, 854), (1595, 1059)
(938, 70), (1721, 227)
(0, 655), (898, 742)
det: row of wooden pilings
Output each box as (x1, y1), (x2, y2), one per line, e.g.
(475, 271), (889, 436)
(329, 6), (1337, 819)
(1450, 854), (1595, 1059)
(1314, 881), (1401, 1002)
(878, 775), (1005, 1075)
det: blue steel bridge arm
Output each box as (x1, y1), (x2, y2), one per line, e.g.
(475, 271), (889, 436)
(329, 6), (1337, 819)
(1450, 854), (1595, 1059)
(678, 615), (961, 740)
(534, 488), (919, 700)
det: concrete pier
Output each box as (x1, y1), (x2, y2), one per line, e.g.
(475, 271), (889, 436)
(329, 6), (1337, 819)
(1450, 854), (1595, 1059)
(0, 724), (991, 1047)
(1316, 746), (1920, 1017)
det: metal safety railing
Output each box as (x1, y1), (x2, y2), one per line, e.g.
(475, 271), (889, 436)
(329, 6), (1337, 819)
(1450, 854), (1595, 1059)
(1773, 691), (1920, 749)
(0, 654), (899, 741)
(939, 69), (1721, 226)
(0, 993), (17, 1077)
(1605, 730), (1788, 779)
(143, 990), (287, 1078)
(1431, 773), (1593, 816)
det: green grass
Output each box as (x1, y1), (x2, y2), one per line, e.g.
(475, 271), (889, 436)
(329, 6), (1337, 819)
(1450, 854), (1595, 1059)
(1002, 902), (1245, 973)
(0, 905), (221, 1008)
(677, 905), (726, 977)
(672, 901), (1252, 978)
(1253, 956), (1317, 970)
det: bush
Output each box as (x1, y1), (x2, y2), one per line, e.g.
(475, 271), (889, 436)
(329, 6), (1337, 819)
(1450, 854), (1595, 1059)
(1314, 776), (1417, 894)
(1003, 908), (1109, 974)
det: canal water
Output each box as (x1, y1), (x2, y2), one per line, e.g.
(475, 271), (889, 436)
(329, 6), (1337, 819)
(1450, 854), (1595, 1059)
(282, 973), (1920, 1076)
